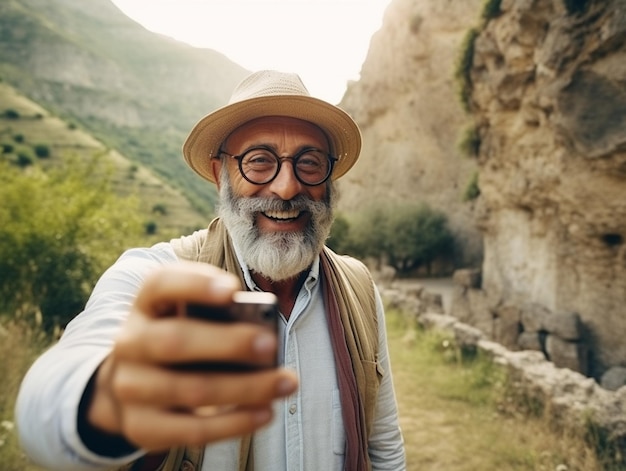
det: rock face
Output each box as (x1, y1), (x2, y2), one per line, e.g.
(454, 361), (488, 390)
(338, 0), (485, 268)
(467, 0), (626, 376)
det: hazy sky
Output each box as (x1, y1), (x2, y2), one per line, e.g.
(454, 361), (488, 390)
(110, 0), (391, 104)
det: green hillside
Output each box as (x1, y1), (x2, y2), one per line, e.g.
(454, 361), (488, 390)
(0, 0), (249, 216)
(0, 80), (207, 237)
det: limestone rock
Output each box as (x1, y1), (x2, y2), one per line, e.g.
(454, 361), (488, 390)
(469, 0), (626, 375)
(337, 0), (485, 269)
(601, 367), (626, 392)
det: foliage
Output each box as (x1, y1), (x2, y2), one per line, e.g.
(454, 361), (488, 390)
(144, 220), (158, 235)
(152, 203), (168, 215)
(327, 212), (351, 255)
(337, 203), (454, 275)
(383, 204), (454, 274)
(0, 155), (143, 331)
(33, 144), (50, 158)
(343, 204), (391, 262)
(455, 28), (479, 113)
(463, 171), (481, 202)
(563, 0), (589, 14)
(3, 109), (20, 119)
(458, 124), (481, 157)
(481, 0), (503, 21)
(16, 151), (33, 167)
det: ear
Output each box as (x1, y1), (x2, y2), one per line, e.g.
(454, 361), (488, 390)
(211, 158), (222, 188)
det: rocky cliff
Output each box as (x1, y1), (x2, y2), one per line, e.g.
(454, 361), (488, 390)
(338, 0), (485, 268)
(344, 0), (626, 378)
(465, 0), (626, 377)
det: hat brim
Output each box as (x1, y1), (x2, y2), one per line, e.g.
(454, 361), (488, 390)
(183, 95), (361, 184)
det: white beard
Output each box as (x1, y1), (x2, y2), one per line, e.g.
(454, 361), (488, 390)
(218, 172), (336, 282)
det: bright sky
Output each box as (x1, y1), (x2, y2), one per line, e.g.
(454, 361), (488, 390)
(110, 0), (391, 104)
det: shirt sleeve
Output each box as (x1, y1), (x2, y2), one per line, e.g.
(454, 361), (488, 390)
(368, 287), (407, 470)
(15, 243), (178, 471)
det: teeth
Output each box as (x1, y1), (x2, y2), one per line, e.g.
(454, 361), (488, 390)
(264, 209), (300, 220)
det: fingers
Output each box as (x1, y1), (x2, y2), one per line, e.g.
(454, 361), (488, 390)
(115, 317), (278, 368)
(85, 261), (296, 450)
(113, 364), (298, 409)
(134, 261), (241, 318)
(121, 404), (274, 451)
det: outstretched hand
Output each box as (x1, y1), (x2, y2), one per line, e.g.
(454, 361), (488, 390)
(84, 261), (297, 451)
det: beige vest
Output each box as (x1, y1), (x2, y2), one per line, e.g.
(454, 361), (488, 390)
(122, 219), (381, 471)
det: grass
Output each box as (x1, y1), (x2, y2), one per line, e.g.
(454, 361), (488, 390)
(1, 307), (621, 470)
(0, 321), (49, 471)
(385, 308), (612, 471)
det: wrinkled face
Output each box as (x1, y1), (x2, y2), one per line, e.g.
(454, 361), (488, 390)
(213, 116), (336, 282)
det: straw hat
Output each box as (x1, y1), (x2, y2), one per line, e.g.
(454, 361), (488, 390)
(182, 70), (362, 184)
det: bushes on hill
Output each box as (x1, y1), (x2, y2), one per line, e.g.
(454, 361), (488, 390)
(0, 156), (143, 331)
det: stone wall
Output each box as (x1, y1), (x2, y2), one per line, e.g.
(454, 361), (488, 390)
(381, 282), (626, 459)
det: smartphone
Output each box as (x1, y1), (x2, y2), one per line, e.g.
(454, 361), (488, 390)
(183, 291), (280, 371)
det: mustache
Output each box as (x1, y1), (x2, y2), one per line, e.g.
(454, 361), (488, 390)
(226, 188), (331, 218)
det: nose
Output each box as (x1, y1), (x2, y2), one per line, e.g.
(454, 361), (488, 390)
(267, 159), (303, 200)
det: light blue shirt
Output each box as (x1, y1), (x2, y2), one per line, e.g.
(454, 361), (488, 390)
(16, 243), (405, 470)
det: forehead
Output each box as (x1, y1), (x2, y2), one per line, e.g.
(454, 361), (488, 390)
(225, 116), (330, 150)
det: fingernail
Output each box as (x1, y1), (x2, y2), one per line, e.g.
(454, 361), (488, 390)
(209, 276), (238, 296)
(254, 332), (275, 354)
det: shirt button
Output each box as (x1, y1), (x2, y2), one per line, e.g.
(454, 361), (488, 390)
(289, 404), (297, 414)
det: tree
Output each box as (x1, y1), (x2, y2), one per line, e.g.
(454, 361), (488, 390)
(342, 203), (454, 275)
(385, 204), (454, 274)
(0, 156), (143, 331)
(327, 212), (350, 254)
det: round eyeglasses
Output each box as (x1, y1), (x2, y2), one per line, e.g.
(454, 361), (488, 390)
(219, 145), (337, 186)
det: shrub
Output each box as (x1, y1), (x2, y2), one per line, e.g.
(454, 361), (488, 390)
(563, 0), (588, 14)
(33, 144), (51, 158)
(16, 151), (33, 167)
(327, 213), (351, 254)
(458, 124), (481, 157)
(1, 143), (13, 154)
(463, 171), (481, 202)
(152, 203), (168, 215)
(455, 28), (479, 113)
(3, 109), (20, 119)
(384, 204), (454, 274)
(346, 203), (454, 275)
(0, 156), (142, 331)
(13, 134), (24, 143)
(482, 0), (503, 21)
(144, 220), (158, 235)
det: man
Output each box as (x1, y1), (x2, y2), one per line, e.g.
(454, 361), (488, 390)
(16, 70), (406, 470)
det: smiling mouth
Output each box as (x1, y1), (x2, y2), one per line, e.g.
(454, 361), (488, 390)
(262, 209), (302, 221)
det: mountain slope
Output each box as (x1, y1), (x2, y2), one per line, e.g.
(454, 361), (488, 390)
(0, 79), (207, 235)
(0, 0), (249, 215)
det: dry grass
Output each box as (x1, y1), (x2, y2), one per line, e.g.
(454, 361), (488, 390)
(386, 309), (610, 471)
(0, 320), (49, 471)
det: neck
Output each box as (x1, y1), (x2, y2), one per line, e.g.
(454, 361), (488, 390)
(252, 270), (308, 319)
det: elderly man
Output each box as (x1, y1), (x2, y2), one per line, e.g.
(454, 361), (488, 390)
(16, 70), (406, 471)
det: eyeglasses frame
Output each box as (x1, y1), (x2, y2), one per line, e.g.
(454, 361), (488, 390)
(217, 145), (338, 186)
